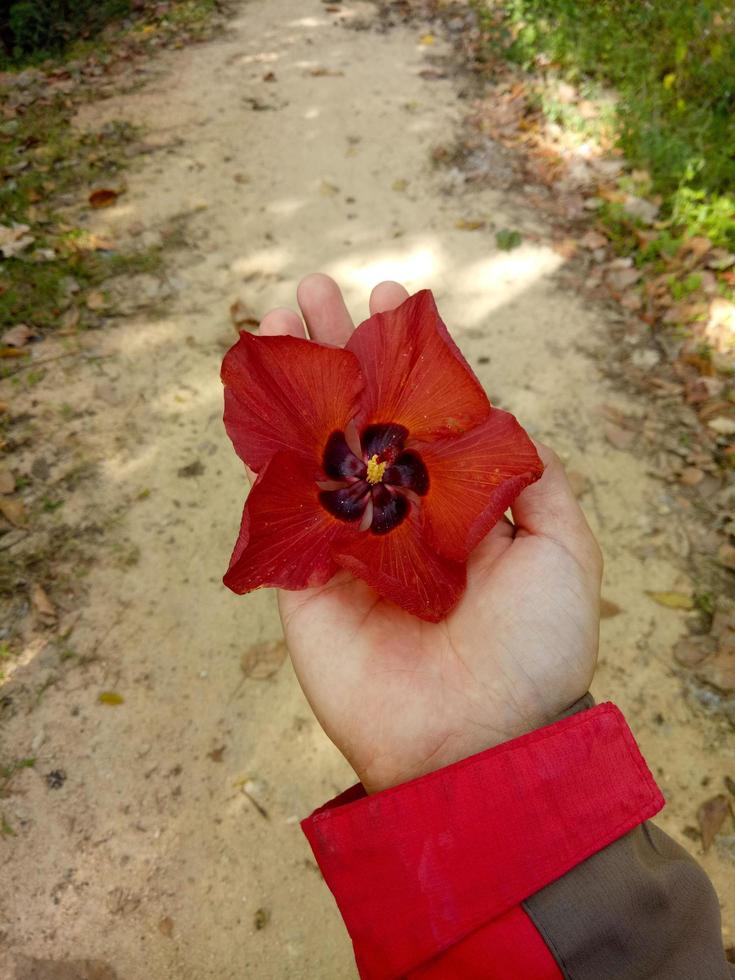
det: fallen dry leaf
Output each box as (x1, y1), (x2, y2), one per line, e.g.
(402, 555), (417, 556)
(580, 230), (607, 250)
(88, 188), (120, 208)
(2, 323), (40, 348)
(158, 916), (175, 938)
(207, 746), (226, 763)
(229, 299), (259, 332)
(241, 640), (287, 680)
(0, 347), (28, 359)
(717, 543), (735, 571)
(553, 238), (578, 259)
(673, 637), (714, 668)
(0, 466), (15, 494)
(309, 67), (344, 77)
(697, 794), (732, 852)
(0, 223), (35, 258)
(604, 422), (635, 451)
(455, 218), (486, 231)
(0, 497), (26, 527)
(696, 649), (735, 694)
(707, 416), (735, 436)
(98, 691), (124, 706)
(319, 179), (340, 196)
(646, 591), (694, 610)
(31, 583), (56, 622)
(679, 467), (705, 486)
(86, 291), (106, 311)
(419, 33), (435, 45)
(600, 598), (622, 618)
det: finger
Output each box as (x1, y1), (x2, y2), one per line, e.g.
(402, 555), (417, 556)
(511, 443), (602, 571)
(258, 307), (306, 339)
(297, 273), (354, 346)
(369, 280), (409, 315)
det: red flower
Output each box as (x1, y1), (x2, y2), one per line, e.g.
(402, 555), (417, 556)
(221, 290), (543, 621)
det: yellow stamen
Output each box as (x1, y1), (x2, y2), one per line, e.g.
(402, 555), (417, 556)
(366, 454), (387, 485)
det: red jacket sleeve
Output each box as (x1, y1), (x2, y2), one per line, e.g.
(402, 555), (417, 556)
(302, 702), (667, 979)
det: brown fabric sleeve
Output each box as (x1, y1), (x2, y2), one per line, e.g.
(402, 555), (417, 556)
(524, 694), (734, 979)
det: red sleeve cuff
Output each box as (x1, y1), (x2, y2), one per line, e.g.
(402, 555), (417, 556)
(301, 702), (664, 979)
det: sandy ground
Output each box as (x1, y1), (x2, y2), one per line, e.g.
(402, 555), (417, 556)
(2, 1), (734, 977)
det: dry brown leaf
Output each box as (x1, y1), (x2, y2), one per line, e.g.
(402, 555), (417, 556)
(604, 422), (635, 451)
(309, 67), (344, 77)
(207, 745), (226, 763)
(0, 466), (15, 494)
(158, 916), (175, 938)
(580, 230), (607, 250)
(696, 649), (735, 694)
(679, 467), (705, 486)
(229, 299), (259, 333)
(86, 291), (106, 311)
(88, 188), (120, 208)
(600, 598), (622, 618)
(646, 591), (694, 610)
(455, 218), (486, 231)
(673, 638), (714, 668)
(553, 238), (578, 259)
(717, 543), (735, 571)
(697, 794), (732, 852)
(679, 236), (712, 264)
(31, 583), (56, 622)
(0, 223), (34, 258)
(2, 323), (40, 348)
(0, 497), (26, 527)
(0, 347), (28, 359)
(240, 640), (287, 680)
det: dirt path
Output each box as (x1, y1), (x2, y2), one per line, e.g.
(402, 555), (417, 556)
(2, 1), (734, 977)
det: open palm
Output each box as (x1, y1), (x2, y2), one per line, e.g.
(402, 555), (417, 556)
(260, 276), (602, 793)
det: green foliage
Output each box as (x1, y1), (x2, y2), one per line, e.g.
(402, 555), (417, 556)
(495, 228), (523, 250)
(478, 0), (735, 247)
(1, 0), (132, 60)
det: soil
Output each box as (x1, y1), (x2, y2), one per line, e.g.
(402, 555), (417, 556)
(1, 1), (734, 977)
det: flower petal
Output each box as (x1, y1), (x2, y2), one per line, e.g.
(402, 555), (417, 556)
(222, 332), (363, 472)
(224, 452), (346, 593)
(346, 290), (490, 441)
(416, 408), (543, 561)
(333, 515), (466, 622)
(384, 450), (429, 495)
(323, 430), (366, 480)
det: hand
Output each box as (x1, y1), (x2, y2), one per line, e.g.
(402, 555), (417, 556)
(258, 274), (602, 794)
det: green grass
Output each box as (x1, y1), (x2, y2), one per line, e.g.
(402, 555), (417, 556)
(476, 0), (735, 249)
(0, 96), (165, 336)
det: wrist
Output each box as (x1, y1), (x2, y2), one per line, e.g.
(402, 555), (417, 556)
(359, 692), (594, 794)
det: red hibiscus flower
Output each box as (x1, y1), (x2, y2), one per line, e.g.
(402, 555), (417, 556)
(221, 290), (543, 621)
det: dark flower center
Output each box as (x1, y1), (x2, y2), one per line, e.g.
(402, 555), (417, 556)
(318, 423), (429, 534)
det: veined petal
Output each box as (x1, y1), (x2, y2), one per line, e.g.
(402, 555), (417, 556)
(224, 452), (346, 593)
(417, 409), (543, 561)
(333, 515), (466, 622)
(346, 290), (490, 441)
(222, 332), (363, 472)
